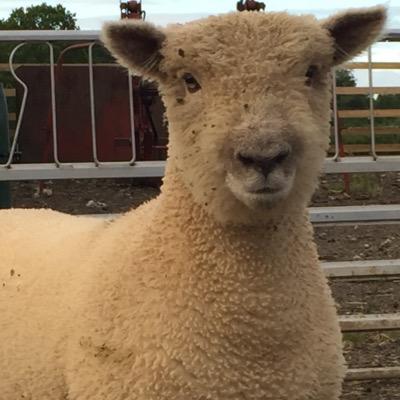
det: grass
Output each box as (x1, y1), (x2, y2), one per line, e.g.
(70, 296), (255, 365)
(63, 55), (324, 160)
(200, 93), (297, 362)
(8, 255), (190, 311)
(324, 173), (382, 197)
(350, 174), (382, 198)
(343, 331), (400, 346)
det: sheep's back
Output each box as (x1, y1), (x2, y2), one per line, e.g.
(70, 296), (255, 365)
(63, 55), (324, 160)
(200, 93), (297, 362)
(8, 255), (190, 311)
(0, 208), (105, 399)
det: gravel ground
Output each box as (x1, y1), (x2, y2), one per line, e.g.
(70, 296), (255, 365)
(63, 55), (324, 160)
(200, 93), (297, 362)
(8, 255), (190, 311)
(342, 380), (400, 400)
(330, 280), (400, 315)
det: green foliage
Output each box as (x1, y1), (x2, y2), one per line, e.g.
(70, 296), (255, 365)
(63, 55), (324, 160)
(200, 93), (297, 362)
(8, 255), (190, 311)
(0, 3), (80, 67)
(0, 3), (113, 90)
(336, 69), (357, 87)
(350, 173), (382, 197)
(335, 69), (400, 139)
(336, 69), (369, 116)
(0, 3), (78, 30)
(375, 94), (400, 109)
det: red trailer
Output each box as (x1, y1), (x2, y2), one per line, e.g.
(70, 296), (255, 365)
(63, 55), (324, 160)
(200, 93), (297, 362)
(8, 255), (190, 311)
(120, 1), (146, 20)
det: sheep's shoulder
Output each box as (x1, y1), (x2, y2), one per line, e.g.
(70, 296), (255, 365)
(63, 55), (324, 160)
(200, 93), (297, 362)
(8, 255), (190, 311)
(0, 208), (105, 283)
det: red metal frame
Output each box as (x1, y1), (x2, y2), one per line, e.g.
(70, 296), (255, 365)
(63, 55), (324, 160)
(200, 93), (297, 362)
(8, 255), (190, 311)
(120, 1), (146, 20)
(237, 0), (266, 12)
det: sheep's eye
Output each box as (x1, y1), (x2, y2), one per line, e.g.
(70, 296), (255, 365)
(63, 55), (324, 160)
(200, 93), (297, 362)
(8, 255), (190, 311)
(183, 73), (201, 93)
(305, 65), (318, 86)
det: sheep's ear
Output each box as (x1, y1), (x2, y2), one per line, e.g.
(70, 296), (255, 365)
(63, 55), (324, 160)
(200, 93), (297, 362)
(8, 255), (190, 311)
(101, 20), (166, 79)
(322, 6), (387, 66)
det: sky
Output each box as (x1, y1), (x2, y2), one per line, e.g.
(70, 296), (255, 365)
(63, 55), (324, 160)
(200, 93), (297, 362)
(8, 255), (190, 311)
(0, 0), (399, 29)
(1, 1), (400, 86)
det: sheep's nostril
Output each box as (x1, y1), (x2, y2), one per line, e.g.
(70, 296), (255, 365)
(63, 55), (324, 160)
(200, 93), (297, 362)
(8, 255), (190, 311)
(237, 153), (255, 166)
(273, 149), (290, 164)
(236, 149), (291, 178)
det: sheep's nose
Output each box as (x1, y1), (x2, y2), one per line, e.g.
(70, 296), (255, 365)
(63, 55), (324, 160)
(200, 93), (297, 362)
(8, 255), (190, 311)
(236, 150), (290, 178)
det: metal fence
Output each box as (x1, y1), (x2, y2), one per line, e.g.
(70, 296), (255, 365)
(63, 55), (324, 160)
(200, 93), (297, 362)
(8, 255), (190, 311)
(1, 29), (400, 180)
(0, 30), (164, 181)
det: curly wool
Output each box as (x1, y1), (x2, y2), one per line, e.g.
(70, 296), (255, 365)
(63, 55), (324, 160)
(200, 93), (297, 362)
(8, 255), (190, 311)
(0, 7), (386, 400)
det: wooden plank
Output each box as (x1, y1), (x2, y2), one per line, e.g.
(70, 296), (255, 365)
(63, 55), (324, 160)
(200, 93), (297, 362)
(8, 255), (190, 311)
(0, 64), (12, 71)
(339, 314), (400, 332)
(338, 109), (400, 118)
(345, 62), (400, 69)
(322, 259), (400, 278)
(342, 131), (399, 136)
(336, 86), (400, 95)
(348, 144), (400, 153)
(346, 367), (400, 381)
(4, 88), (15, 97)
(329, 144), (400, 154)
(341, 127), (400, 135)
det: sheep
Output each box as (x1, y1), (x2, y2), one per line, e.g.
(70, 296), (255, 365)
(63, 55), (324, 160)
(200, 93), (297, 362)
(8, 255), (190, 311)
(0, 6), (386, 400)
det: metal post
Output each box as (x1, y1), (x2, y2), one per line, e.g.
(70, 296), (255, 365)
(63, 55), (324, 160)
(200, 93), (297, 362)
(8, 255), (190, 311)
(368, 46), (377, 160)
(88, 42), (100, 166)
(0, 84), (11, 208)
(330, 69), (340, 161)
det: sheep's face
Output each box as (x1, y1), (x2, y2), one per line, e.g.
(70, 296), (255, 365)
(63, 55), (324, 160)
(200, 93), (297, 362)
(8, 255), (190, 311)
(103, 7), (386, 224)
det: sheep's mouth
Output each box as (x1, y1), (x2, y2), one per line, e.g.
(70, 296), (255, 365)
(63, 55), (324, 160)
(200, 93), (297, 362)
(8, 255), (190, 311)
(225, 170), (295, 209)
(243, 186), (291, 202)
(248, 186), (280, 195)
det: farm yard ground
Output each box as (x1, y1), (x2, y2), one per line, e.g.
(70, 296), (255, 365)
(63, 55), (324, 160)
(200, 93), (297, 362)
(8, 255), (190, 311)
(9, 172), (400, 400)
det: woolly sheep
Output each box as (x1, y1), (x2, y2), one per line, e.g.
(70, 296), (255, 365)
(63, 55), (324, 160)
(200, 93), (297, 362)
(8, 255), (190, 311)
(0, 7), (386, 400)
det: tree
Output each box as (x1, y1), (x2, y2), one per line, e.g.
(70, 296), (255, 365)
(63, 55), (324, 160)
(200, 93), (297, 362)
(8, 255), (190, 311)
(0, 4), (81, 92)
(0, 3), (78, 30)
(0, 3), (112, 67)
(0, 3), (84, 67)
(336, 69), (357, 88)
(335, 69), (369, 127)
(375, 94), (400, 109)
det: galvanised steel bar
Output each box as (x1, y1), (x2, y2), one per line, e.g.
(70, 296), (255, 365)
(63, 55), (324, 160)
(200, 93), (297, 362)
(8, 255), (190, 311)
(309, 204), (400, 223)
(0, 161), (166, 181)
(324, 156), (400, 173)
(127, 74), (137, 164)
(88, 42), (100, 166)
(329, 69), (340, 161)
(368, 46), (378, 160)
(1, 29), (398, 42)
(0, 31), (100, 41)
(47, 42), (60, 166)
(3, 43), (28, 168)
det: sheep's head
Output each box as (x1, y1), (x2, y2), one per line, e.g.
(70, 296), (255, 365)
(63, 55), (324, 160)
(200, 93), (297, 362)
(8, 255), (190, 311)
(102, 7), (386, 225)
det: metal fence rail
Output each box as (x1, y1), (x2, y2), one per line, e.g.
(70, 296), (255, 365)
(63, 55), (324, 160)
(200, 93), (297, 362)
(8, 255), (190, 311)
(1, 30), (400, 179)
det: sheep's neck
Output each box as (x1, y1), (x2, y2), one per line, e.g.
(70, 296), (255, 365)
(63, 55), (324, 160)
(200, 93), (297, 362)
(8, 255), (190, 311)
(158, 170), (312, 260)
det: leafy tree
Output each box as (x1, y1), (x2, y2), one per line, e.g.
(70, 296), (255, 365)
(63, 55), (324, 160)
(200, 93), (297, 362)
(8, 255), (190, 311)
(0, 3), (80, 119)
(0, 3), (78, 30)
(0, 3), (112, 68)
(0, 2), (112, 127)
(335, 69), (369, 130)
(0, 3), (80, 66)
(375, 94), (400, 109)
(336, 69), (357, 88)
